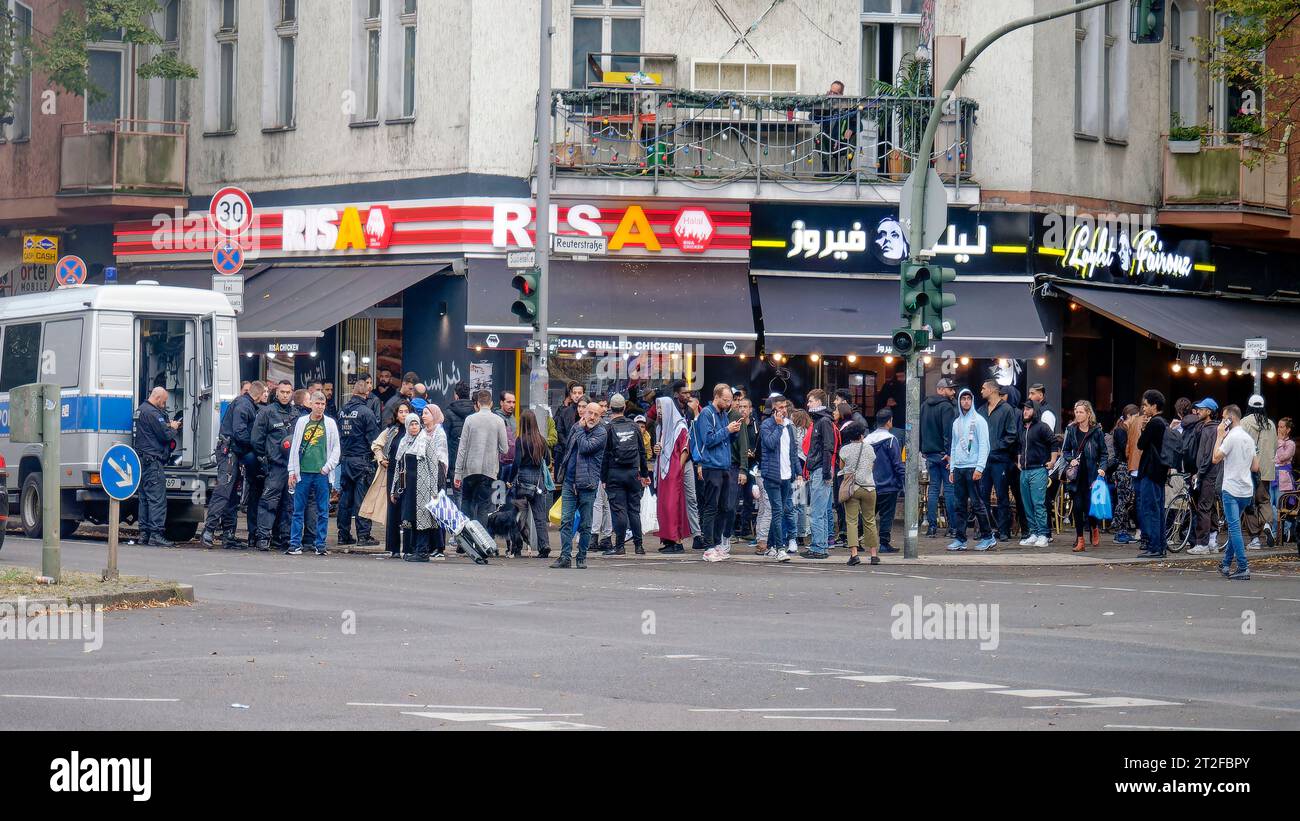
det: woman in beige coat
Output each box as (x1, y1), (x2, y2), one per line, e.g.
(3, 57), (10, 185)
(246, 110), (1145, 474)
(362, 399), (411, 558)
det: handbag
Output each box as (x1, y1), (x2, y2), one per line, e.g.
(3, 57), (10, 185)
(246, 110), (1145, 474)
(838, 444), (867, 504)
(543, 462), (556, 492)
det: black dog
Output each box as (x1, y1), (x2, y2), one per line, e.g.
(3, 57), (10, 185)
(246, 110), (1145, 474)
(486, 499), (531, 557)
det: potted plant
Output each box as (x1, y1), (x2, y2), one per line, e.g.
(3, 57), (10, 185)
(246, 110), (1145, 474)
(1168, 116), (1205, 153)
(1228, 113), (1265, 147)
(874, 55), (932, 179)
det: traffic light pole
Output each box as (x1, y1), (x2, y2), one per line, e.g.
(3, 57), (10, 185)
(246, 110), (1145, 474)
(530, 0), (553, 419)
(901, 0), (1119, 560)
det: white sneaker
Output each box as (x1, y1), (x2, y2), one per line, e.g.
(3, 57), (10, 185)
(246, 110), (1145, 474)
(1018, 535), (1037, 546)
(702, 548), (719, 562)
(716, 546), (732, 561)
(1208, 534), (1217, 549)
(1188, 545), (1211, 554)
(769, 548), (791, 562)
(1034, 535), (1050, 547)
(1247, 538), (1262, 550)
(787, 539), (797, 552)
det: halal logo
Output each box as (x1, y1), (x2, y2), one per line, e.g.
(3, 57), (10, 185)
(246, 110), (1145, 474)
(722, 341), (737, 355)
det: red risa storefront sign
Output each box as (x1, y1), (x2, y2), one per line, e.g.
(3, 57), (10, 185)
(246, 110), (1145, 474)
(112, 198), (750, 262)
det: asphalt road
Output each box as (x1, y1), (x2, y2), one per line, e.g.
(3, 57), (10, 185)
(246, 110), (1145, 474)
(2, 535), (1299, 731)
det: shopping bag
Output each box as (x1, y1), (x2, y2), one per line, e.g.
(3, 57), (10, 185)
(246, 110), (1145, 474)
(427, 490), (469, 535)
(548, 496), (563, 526)
(640, 487), (659, 534)
(1089, 478), (1113, 520)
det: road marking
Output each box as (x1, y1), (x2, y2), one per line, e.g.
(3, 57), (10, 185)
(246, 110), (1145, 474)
(763, 716), (950, 723)
(908, 681), (1007, 690)
(490, 720), (602, 730)
(0, 694), (179, 703)
(349, 702), (543, 711)
(1026, 697), (1182, 710)
(1099, 587), (1137, 592)
(1055, 584), (1094, 589)
(777, 669), (863, 676)
(690, 707), (896, 713)
(1225, 595), (1266, 600)
(1104, 724), (1247, 732)
(838, 675), (934, 684)
(402, 711), (582, 722)
(1277, 598), (1300, 603)
(989, 689), (1090, 698)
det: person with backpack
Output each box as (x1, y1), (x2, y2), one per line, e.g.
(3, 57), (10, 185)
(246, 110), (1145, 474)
(1057, 400), (1109, 552)
(601, 394), (649, 556)
(866, 409), (905, 553)
(801, 389), (839, 559)
(694, 384), (741, 562)
(1135, 389), (1171, 558)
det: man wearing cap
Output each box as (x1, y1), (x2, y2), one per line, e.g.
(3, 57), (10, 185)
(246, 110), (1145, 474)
(1240, 394), (1278, 547)
(920, 378), (958, 538)
(1186, 398), (1222, 554)
(601, 394), (650, 556)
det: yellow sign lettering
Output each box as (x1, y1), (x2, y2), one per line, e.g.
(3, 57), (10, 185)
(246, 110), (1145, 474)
(334, 207), (367, 251)
(608, 205), (661, 251)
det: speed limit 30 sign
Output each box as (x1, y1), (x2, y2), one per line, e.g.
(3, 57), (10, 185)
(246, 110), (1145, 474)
(209, 186), (254, 236)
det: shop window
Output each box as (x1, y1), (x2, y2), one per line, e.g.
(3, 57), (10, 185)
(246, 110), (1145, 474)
(0, 322), (41, 392)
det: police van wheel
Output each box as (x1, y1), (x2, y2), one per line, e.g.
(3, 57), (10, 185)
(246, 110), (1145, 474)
(20, 472), (42, 539)
(164, 521), (198, 543)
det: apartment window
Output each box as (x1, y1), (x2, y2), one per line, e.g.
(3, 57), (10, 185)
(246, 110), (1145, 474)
(5, 2), (33, 141)
(861, 0), (922, 92)
(1169, 2), (1182, 122)
(87, 45), (127, 123)
(359, 1), (381, 121)
(571, 0), (642, 88)
(1102, 1), (1128, 140)
(1074, 3), (1102, 138)
(211, 0), (238, 132)
(270, 0), (297, 128)
(162, 0), (180, 125)
(398, 0), (416, 118)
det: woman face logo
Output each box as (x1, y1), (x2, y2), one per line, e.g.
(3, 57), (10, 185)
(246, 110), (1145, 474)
(873, 217), (909, 264)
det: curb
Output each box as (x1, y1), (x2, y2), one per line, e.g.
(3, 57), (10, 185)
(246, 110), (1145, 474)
(1, 583), (195, 613)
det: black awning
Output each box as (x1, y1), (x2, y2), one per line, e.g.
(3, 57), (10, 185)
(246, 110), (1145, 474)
(466, 259), (757, 355)
(1055, 283), (1300, 358)
(755, 276), (1050, 358)
(237, 264), (445, 339)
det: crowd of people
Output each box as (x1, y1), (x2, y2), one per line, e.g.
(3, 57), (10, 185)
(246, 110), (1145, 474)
(135, 366), (1293, 580)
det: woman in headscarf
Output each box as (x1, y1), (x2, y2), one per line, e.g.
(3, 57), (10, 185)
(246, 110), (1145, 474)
(391, 411), (441, 562)
(421, 403), (450, 558)
(369, 399), (411, 558)
(654, 395), (691, 551)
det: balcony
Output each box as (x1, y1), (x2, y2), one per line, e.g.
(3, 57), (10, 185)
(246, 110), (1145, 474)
(59, 119), (188, 200)
(1161, 133), (1293, 238)
(549, 87), (977, 201)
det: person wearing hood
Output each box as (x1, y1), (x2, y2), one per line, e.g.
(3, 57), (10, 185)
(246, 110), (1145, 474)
(444, 382), (476, 496)
(867, 409), (906, 553)
(654, 395), (693, 554)
(947, 388), (995, 551)
(977, 379), (1020, 542)
(920, 378), (958, 538)
(1018, 399), (1057, 547)
(801, 389), (839, 559)
(391, 411), (444, 562)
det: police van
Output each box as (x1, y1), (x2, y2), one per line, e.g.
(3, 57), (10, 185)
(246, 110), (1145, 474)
(0, 283), (239, 542)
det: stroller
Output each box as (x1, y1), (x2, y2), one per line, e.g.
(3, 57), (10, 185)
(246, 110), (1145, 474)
(427, 491), (498, 564)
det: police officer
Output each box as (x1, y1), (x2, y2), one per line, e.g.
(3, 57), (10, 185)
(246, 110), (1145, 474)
(336, 374), (380, 545)
(201, 381), (265, 548)
(133, 386), (180, 547)
(252, 381), (298, 551)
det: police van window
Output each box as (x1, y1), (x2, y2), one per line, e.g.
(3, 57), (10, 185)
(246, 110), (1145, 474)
(42, 318), (84, 389)
(0, 322), (42, 392)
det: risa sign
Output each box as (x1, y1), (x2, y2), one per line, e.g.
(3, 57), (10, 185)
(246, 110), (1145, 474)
(492, 204), (718, 254)
(282, 205), (394, 252)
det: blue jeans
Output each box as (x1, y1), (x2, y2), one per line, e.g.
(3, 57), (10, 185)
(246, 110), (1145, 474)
(1136, 476), (1167, 552)
(925, 453), (956, 531)
(290, 472), (330, 550)
(808, 468), (833, 554)
(1221, 490), (1251, 572)
(558, 482), (596, 562)
(1019, 467), (1049, 537)
(763, 478), (793, 549)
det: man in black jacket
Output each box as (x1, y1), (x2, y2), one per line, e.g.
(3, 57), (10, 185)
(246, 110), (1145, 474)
(978, 380), (1019, 541)
(1135, 389), (1170, 557)
(1018, 399), (1058, 547)
(444, 382), (476, 489)
(252, 381), (299, 551)
(920, 378), (958, 538)
(336, 377), (381, 546)
(601, 394), (649, 556)
(802, 389), (839, 559)
(552, 381), (585, 472)
(134, 387), (181, 547)
(1186, 398), (1223, 554)
(202, 381), (265, 548)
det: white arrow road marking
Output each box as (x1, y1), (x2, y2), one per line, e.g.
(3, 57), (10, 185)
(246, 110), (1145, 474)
(1026, 697), (1182, 710)
(106, 456), (134, 488)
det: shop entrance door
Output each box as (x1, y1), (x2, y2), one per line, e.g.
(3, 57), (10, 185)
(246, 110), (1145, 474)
(337, 312), (402, 391)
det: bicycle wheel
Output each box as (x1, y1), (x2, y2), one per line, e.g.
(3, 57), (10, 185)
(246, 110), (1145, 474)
(1165, 495), (1192, 552)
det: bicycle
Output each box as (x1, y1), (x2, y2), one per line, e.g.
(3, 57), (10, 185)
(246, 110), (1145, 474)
(1165, 472), (1228, 553)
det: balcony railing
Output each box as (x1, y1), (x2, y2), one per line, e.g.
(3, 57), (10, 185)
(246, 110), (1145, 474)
(551, 88), (976, 188)
(1163, 132), (1289, 212)
(59, 119), (188, 195)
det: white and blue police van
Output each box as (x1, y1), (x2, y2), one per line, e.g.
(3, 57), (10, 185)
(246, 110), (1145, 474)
(0, 283), (239, 542)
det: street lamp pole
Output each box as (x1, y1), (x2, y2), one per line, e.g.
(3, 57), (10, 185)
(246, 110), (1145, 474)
(531, 0), (553, 418)
(901, 0), (1120, 559)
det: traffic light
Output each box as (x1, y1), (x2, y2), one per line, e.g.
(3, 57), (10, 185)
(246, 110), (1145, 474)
(922, 266), (958, 340)
(900, 262), (932, 320)
(1130, 0), (1165, 44)
(892, 327), (930, 356)
(511, 268), (539, 325)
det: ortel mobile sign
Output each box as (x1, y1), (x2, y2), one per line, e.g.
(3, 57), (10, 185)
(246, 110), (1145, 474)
(112, 198), (750, 263)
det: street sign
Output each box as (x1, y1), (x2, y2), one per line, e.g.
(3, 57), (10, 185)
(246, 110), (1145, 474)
(54, 255), (87, 287)
(552, 235), (607, 256)
(209, 186), (254, 236)
(212, 240), (245, 275)
(22, 234), (58, 264)
(1244, 338), (1268, 360)
(100, 444), (142, 501)
(899, 166), (947, 252)
(213, 273), (245, 313)
(507, 250), (537, 268)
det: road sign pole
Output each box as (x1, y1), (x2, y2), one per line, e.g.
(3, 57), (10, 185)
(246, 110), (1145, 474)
(530, 0), (553, 418)
(104, 499), (120, 582)
(41, 384), (61, 582)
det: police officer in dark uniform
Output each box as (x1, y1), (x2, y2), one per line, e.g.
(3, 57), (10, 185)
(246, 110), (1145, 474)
(133, 386), (180, 547)
(336, 374), (381, 545)
(201, 381), (265, 548)
(252, 381), (298, 551)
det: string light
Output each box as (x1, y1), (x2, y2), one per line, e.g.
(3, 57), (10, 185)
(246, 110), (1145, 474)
(1171, 363), (1182, 373)
(810, 353), (820, 363)
(1219, 368), (1229, 376)
(1267, 370), (1277, 379)
(959, 356), (970, 366)
(922, 356), (933, 365)
(847, 355), (857, 364)
(1188, 365), (1198, 374)
(1035, 357), (1046, 367)
(1284, 372), (1293, 381)
(884, 355), (895, 364)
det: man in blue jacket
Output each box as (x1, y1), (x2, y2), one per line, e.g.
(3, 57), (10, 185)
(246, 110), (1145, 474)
(758, 396), (797, 563)
(867, 409), (906, 553)
(948, 388), (997, 551)
(554, 401), (608, 569)
(694, 384), (741, 562)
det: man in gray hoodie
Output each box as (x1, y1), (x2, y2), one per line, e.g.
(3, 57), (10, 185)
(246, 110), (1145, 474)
(948, 389), (996, 552)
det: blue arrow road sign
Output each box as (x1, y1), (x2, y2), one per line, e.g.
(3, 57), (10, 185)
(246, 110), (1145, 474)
(55, 255), (87, 286)
(100, 443), (142, 501)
